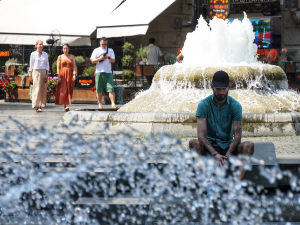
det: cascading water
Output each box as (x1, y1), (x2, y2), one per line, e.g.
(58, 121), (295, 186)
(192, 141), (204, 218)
(118, 13), (300, 113)
(0, 117), (300, 224)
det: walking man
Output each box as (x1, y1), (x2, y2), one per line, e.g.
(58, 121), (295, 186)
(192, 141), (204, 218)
(90, 37), (117, 109)
(189, 70), (254, 180)
(146, 38), (165, 65)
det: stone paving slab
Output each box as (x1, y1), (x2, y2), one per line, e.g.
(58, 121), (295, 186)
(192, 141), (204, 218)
(243, 136), (300, 156)
(180, 136), (300, 159)
(1, 102), (300, 158)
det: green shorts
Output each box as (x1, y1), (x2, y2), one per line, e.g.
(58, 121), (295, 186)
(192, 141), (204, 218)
(95, 72), (114, 93)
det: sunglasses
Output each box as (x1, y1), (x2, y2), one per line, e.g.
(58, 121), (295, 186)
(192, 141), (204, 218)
(101, 44), (107, 45)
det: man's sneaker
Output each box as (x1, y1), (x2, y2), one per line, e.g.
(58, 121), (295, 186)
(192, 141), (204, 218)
(98, 105), (103, 109)
(111, 105), (118, 109)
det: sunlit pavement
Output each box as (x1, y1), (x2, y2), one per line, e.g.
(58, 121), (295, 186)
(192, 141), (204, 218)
(0, 101), (122, 131)
(1, 101), (300, 159)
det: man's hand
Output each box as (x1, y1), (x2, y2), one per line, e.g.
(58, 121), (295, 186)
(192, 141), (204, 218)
(98, 55), (106, 61)
(214, 153), (228, 166)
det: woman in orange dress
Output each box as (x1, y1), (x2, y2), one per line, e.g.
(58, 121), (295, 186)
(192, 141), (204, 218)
(55, 43), (76, 111)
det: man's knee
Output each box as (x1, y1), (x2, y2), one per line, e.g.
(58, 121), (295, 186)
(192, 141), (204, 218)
(189, 139), (198, 150)
(242, 141), (254, 155)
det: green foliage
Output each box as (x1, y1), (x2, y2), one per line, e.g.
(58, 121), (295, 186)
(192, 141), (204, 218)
(52, 61), (57, 74)
(47, 76), (58, 98)
(136, 45), (150, 59)
(5, 58), (19, 73)
(16, 66), (26, 75)
(75, 55), (85, 64)
(121, 55), (134, 67)
(122, 42), (135, 54)
(165, 53), (177, 64)
(287, 50), (297, 57)
(0, 77), (17, 92)
(82, 66), (95, 77)
(142, 82), (150, 90)
(5, 58), (18, 67)
(121, 69), (135, 81)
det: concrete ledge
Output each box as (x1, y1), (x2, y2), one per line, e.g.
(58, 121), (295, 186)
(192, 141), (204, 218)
(277, 155), (300, 164)
(58, 111), (300, 137)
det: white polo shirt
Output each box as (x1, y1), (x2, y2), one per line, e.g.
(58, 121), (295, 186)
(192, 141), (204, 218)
(145, 44), (163, 65)
(90, 47), (115, 73)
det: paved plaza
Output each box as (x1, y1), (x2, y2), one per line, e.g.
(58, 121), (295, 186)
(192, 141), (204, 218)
(1, 101), (300, 224)
(1, 101), (300, 159)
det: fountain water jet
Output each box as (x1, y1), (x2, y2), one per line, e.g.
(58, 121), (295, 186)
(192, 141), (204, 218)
(118, 13), (300, 114)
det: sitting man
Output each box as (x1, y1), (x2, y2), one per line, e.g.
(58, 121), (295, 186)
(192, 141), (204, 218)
(189, 70), (254, 180)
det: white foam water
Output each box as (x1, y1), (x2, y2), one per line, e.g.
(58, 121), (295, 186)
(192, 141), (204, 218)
(181, 12), (257, 66)
(118, 13), (300, 113)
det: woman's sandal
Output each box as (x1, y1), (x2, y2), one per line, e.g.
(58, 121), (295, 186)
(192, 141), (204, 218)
(64, 107), (69, 112)
(36, 108), (43, 112)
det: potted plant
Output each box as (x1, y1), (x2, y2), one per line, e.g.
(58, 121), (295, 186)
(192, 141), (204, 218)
(82, 66), (95, 77)
(121, 42), (135, 86)
(122, 42), (135, 54)
(0, 76), (18, 100)
(287, 50), (297, 61)
(15, 66), (30, 88)
(76, 66), (95, 89)
(121, 70), (135, 85)
(121, 55), (134, 68)
(75, 55), (86, 75)
(52, 61), (57, 74)
(47, 76), (58, 102)
(135, 45), (154, 78)
(5, 58), (19, 76)
(135, 45), (150, 65)
(164, 53), (177, 65)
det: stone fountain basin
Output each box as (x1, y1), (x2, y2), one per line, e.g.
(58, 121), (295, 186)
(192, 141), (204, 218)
(58, 111), (300, 137)
(118, 64), (300, 114)
(154, 64), (286, 82)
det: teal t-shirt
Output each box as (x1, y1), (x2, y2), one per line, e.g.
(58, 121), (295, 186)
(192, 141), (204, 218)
(195, 95), (243, 149)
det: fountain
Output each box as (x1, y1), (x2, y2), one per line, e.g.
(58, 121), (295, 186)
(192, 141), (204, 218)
(61, 13), (300, 137)
(1, 13), (300, 225)
(119, 13), (300, 114)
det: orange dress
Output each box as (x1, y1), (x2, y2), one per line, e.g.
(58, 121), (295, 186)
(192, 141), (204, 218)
(55, 56), (75, 105)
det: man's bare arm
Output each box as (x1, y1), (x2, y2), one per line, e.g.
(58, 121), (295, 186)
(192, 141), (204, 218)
(226, 120), (242, 156)
(197, 117), (218, 156)
(91, 55), (106, 64)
